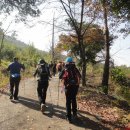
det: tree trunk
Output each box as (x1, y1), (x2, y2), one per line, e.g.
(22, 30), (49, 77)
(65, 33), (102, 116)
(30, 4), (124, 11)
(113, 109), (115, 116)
(82, 58), (86, 86)
(0, 34), (5, 64)
(102, 0), (110, 94)
(78, 36), (86, 86)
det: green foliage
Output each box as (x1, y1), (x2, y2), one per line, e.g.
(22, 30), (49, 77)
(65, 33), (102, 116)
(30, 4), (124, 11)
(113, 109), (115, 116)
(111, 67), (130, 103)
(0, 60), (9, 88)
(112, 0), (130, 16)
(0, 0), (41, 17)
(111, 67), (128, 86)
(0, 35), (51, 88)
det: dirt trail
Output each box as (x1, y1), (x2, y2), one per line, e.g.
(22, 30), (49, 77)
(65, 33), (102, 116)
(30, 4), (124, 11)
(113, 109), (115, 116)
(0, 75), (110, 130)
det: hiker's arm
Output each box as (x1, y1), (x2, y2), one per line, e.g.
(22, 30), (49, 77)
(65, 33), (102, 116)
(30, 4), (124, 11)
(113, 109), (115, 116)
(76, 68), (81, 85)
(20, 64), (25, 72)
(21, 64), (25, 71)
(59, 69), (65, 79)
(33, 68), (38, 77)
(77, 76), (80, 85)
(59, 70), (65, 89)
(47, 66), (52, 78)
(60, 79), (65, 87)
(7, 64), (10, 71)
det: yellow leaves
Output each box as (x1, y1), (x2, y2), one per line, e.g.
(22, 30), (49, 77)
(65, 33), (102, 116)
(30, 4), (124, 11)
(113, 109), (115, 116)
(0, 64), (8, 88)
(84, 28), (104, 44)
(56, 25), (104, 53)
(56, 34), (78, 52)
(121, 114), (130, 124)
(59, 34), (77, 45)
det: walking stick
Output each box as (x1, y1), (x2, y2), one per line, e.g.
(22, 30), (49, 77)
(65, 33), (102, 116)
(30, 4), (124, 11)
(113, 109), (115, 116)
(22, 71), (25, 95)
(48, 86), (53, 111)
(57, 79), (60, 106)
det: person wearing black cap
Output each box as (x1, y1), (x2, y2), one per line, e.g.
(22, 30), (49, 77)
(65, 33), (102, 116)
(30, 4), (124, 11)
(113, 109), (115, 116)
(34, 59), (51, 112)
(7, 57), (25, 100)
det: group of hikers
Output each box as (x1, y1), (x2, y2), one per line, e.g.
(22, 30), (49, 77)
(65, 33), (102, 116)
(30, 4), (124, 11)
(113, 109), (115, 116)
(48, 60), (65, 76)
(6, 56), (81, 123)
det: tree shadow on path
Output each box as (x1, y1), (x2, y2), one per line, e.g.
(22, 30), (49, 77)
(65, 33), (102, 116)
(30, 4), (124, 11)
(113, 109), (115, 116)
(44, 103), (110, 130)
(0, 91), (111, 130)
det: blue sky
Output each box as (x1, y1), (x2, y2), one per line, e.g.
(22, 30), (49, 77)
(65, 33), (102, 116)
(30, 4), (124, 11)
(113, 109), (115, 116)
(110, 35), (130, 67)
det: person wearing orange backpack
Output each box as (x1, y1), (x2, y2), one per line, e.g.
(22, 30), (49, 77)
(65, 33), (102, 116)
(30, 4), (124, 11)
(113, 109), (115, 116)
(56, 61), (63, 74)
(59, 57), (81, 123)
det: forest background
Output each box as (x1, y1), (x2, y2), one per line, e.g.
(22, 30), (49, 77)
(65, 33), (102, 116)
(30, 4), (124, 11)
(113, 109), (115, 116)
(0, 0), (130, 128)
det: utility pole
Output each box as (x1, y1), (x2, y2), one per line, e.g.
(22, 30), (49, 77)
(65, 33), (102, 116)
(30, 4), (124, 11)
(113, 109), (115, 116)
(51, 14), (55, 63)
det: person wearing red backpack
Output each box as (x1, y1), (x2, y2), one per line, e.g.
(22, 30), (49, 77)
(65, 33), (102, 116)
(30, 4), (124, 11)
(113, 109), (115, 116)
(59, 57), (81, 123)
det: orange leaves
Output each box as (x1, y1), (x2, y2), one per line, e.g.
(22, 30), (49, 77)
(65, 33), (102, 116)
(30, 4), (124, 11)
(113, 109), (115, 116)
(83, 28), (104, 44)
(56, 34), (78, 52)
(78, 99), (120, 123)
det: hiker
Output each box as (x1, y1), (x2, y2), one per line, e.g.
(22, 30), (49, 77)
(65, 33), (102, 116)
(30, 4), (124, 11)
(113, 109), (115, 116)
(49, 61), (53, 75)
(7, 57), (25, 100)
(59, 57), (81, 123)
(33, 59), (51, 112)
(52, 61), (56, 76)
(56, 61), (63, 74)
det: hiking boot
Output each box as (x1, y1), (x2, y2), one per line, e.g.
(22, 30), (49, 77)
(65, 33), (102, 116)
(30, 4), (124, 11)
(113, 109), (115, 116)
(67, 117), (72, 123)
(66, 115), (72, 123)
(41, 104), (46, 112)
(73, 114), (78, 119)
(10, 95), (13, 100)
(14, 97), (19, 100)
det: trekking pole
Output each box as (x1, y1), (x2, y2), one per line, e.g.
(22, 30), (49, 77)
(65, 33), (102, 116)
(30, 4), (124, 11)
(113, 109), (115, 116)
(57, 79), (60, 106)
(22, 71), (25, 95)
(34, 78), (37, 97)
(48, 86), (53, 111)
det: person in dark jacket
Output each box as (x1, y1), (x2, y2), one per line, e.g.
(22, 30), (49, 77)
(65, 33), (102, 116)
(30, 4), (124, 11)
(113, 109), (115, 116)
(7, 57), (25, 100)
(34, 59), (51, 112)
(52, 61), (56, 76)
(59, 57), (81, 123)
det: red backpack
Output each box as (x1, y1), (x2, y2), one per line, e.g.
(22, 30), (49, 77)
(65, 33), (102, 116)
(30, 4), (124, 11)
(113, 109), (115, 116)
(63, 68), (79, 87)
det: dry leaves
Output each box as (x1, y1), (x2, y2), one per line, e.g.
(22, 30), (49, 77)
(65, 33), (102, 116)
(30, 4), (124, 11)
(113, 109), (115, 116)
(78, 100), (120, 123)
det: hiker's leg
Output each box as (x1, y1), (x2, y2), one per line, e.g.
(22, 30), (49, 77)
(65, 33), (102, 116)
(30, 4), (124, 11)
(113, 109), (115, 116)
(42, 81), (48, 104)
(72, 86), (79, 115)
(37, 81), (43, 105)
(65, 88), (72, 119)
(10, 77), (15, 98)
(14, 77), (20, 99)
(72, 96), (77, 115)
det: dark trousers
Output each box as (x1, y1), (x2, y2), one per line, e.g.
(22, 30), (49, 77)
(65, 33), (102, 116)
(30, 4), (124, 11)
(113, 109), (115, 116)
(65, 85), (79, 119)
(37, 80), (48, 105)
(10, 77), (21, 98)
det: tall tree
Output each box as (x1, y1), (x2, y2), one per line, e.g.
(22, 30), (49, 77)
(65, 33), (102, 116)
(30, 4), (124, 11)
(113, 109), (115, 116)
(57, 0), (100, 86)
(56, 24), (105, 65)
(99, 0), (130, 94)
(100, 0), (110, 94)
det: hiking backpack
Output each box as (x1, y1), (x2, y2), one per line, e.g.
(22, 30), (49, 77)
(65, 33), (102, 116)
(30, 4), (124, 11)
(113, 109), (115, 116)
(57, 63), (62, 72)
(38, 64), (48, 80)
(63, 67), (79, 86)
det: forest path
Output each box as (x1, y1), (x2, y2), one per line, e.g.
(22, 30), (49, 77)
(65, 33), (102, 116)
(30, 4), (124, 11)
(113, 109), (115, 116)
(0, 75), (110, 130)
